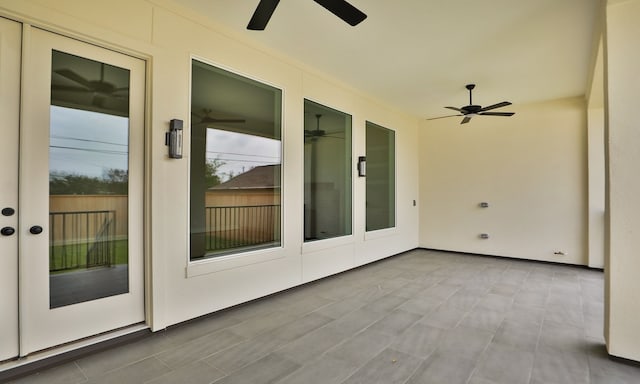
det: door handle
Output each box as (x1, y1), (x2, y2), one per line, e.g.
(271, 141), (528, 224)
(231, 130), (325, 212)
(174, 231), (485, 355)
(29, 225), (43, 235)
(2, 207), (15, 216)
(1, 227), (15, 236)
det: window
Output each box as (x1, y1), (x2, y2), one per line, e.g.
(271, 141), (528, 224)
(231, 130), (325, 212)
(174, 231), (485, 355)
(190, 60), (282, 260)
(365, 121), (395, 231)
(304, 100), (352, 241)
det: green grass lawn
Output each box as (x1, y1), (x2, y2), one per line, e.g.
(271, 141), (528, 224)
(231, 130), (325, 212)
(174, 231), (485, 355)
(50, 239), (128, 273)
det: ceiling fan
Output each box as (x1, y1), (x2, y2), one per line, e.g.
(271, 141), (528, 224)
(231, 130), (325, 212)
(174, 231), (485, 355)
(305, 114), (344, 142)
(192, 109), (246, 125)
(427, 84), (515, 124)
(247, 0), (367, 30)
(305, 114), (326, 140)
(53, 64), (128, 108)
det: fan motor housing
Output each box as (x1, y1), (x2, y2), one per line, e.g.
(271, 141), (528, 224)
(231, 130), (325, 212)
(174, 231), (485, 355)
(462, 105), (482, 114)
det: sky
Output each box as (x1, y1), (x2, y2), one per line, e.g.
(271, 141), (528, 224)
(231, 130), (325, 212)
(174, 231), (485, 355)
(49, 106), (129, 179)
(206, 128), (281, 181)
(48, 106), (281, 182)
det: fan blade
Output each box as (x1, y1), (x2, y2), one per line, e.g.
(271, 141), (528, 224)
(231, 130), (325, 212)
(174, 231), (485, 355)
(247, 0), (280, 30)
(426, 114), (461, 121)
(313, 0), (367, 26)
(54, 69), (93, 89)
(52, 84), (93, 92)
(461, 116), (472, 124)
(479, 101), (511, 112)
(201, 117), (246, 124)
(445, 106), (463, 112)
(478, 112), (515, 117)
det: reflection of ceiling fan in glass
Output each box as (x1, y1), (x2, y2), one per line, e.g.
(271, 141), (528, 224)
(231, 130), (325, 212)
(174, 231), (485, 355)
(304, 114), (344, 142)
(52, 63), (129, 110)
(192, 109), (246, 125)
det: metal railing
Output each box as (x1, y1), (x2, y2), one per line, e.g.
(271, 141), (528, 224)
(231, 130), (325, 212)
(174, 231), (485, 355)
(205, 205), (281, 252)
(49, 210), (116, 271)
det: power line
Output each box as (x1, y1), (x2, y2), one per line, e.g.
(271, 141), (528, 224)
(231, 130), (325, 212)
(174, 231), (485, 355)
(51, 135), (128, 147)
(206, 150), (279, 159)
(50, 145), (128, 156)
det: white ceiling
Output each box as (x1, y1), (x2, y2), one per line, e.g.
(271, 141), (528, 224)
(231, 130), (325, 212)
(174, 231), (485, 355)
(172, 0), (601, 118)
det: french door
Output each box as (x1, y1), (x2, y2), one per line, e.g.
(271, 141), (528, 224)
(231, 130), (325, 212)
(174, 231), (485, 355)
(1, 20), (146, 359)
(0, 17), (21, 362)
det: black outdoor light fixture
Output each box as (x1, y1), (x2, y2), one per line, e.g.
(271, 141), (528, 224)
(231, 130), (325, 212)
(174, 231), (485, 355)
(357, 156), (366, 177)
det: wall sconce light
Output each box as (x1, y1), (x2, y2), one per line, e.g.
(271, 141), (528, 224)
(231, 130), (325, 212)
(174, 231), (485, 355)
(166, 119), (183, 159)
(357, 156), (366, 177)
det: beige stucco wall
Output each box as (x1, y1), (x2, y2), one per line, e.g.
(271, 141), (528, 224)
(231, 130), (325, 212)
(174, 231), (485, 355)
(603, 0), (640, 362)
(0, 0), (420, 331)
(419, 97), (588, 265)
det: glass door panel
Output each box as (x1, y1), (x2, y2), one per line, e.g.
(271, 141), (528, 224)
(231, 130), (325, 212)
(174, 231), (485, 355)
(49, 51), (132, 308)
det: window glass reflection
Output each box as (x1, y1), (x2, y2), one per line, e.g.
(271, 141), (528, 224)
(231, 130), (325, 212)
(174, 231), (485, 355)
(190, 60), (282, 260)
(49, 51), (130, 308)
(365, 122), (396, 232)
(304, 100), (352, 242)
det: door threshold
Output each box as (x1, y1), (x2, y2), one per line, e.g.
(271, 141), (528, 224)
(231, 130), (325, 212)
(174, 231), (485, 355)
(0, 323), (149, 381)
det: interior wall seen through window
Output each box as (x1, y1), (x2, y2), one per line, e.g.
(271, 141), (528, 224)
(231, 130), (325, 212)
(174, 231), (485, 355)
(304, 99), (352, 242)
(365, 121), (396, 232)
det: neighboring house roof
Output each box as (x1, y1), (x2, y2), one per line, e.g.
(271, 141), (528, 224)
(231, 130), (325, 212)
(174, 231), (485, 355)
(209, 164), (280, 190)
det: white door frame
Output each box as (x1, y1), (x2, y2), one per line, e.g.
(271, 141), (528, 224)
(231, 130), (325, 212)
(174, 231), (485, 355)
(18, 25), (147, 356)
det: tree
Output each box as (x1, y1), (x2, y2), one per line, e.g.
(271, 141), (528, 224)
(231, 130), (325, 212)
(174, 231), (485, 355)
(49, 168), (129, 195)
(204, 158), (225, 188)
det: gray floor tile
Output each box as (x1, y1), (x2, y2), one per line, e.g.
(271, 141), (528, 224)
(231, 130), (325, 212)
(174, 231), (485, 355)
(513, 290), (547, 309)
(458, 306), (505, 333)
(419, 304), (467, 329)
(274, 355), (356, 384)
(164, 312), (240, 344)
(314, 297), (365, 319)
(76, 334), (176, 378)
(367, 309), (421, 336)
(212, 354), (299, 384)
(9, 363), (87, 384)
(205, 331), (288, 374)
(531, 346), (589, 384)
(228, 311), (297, 339)
(436, 325), (493, 360)
(492, 320), (540, 351)
(421, 283), (461, 301)
(341, 348), (423, 384)
(269, 312), (334, 342)
(538, 320), (585, 351)
(274, 324), (350, 365)
(475, 293), (513, 313)
(360, 294), (408, 314)
(85, 357), (171, 384)
(156, 330), (245, 369)
(10, 251), (622, 384)
(323, 307), (385, 335)
(471, 343), (534, 384)
(391, 323), (442, 358)
(327, 329), (393, 367)
(406, 351), (476, 384)
(145, 361), (225, 384)
(504, 304), (545, 327)
(396, 296), (442, 315)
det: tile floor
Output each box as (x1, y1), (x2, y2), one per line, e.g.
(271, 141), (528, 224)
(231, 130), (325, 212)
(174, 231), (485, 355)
(6, 249), (640, 384)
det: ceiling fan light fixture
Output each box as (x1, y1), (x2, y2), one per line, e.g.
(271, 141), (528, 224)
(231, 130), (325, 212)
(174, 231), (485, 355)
(427, 84), (515, 124)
